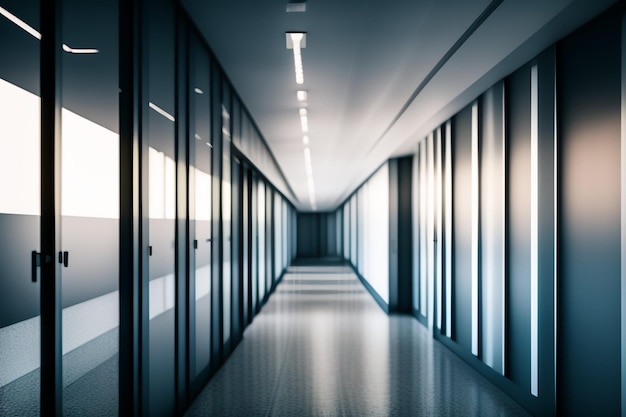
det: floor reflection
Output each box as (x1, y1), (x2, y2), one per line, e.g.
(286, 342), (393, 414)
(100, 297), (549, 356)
(186, 262), (530, 417)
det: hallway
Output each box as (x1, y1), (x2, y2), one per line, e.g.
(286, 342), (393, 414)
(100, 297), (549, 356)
(186, 262), (530, 416)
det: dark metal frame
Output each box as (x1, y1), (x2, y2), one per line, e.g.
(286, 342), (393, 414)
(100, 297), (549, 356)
(40, 0), (63, 414)
(119, 0), (143, 414)
(175, 7), (190, 414)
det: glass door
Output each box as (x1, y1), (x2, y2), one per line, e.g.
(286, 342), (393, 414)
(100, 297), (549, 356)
(190, 32), (212, 379)
(146, 0), (176, 414)
(0, 1), (41, 414)
(60, 1), (120, 414)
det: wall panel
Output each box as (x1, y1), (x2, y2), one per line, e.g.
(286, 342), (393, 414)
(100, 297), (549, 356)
(479, 82), (505, 374)
(557, 12), (621, 415)
(505, 64), (532, 390)
(451, 105), (473, 350)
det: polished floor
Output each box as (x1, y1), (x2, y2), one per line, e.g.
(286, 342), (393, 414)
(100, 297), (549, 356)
(186, 262), (531, 417)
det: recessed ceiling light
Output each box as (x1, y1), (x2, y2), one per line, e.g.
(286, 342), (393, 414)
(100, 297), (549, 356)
(286, 32), (306, 85)
(195, 133), (202, 140)
(300, 114), (308, 133)
(302, 135), (309, 145)
(194, 88), (204, 94)
(297, 90), (307, 102)
(286, 1), (306, 13)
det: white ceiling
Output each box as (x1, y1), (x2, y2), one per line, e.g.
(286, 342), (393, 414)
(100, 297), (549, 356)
(180, 0), (616, 212)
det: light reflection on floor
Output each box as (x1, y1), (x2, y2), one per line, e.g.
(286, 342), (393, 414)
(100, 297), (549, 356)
(185, 263), (530, 417)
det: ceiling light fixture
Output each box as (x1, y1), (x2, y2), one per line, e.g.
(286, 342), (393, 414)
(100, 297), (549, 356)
(286, 1), (306, 13)
(302, 135), (309, 145)
(286, 32), (306, 85)
(149, 102), (175, 122)
(297, 90), (307, 102)
(303, 147), (316, 210)
(300, 112), (308, 133)
(194, 87), (204, 94)
(0, 6), (40, 39)
(62, 44), (99, 54)
(0, 7), (98, 54)
(195, 133), (202, 140)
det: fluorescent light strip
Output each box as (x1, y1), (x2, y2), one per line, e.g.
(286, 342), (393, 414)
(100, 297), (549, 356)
(289, 33), (305, 85)
(303, 147), (316, 209)
(471, 101), (479, 357)
(62, 44), (99, 54)
(0, 7), (98, 54)
(297, 90), (307, 102)
(0, 6), (41, 40)
(300, 115), (309, 133)
(304, 147), (312, 170)
(530, 64), (539, 397)
(302, 135), (309, 145)
(149, 102), (175, 122)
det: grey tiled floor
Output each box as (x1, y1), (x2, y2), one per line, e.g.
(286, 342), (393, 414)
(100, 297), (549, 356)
(186, 264), (531, 417)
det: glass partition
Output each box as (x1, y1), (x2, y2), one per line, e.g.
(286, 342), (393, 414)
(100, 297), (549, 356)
(190, 33), (212, 377)
(257, 181), (266, 302)
(60, 0), (120, 414)
(0, 2), (41, 414)
(222, 94), (232, 346)
(147, 0), (176, 413)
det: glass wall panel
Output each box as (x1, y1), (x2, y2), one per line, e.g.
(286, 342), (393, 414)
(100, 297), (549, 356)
(257, 181), (266, 302)
(274, 192), (282, 281)
(222, 94), (232, 346)
(419, 140), (428, 318)
(343, 203), (349, 259)
(283, 200), (288, 270)
(451, 104), (474, 352)
(251, 176), (258, 311)
(265, 187), (272, 294)
(147, 0), (176, 414)
(190, 33), (212, 377)
(60, 1), (119, 414)
(364, 164), (389, 303)
(357, 189), (365, 274)
(231, 155), (242, 342)
(350, 196), (357, 265)
(242, 167), (249, 324)
(0, 2), (41, 414)
(412, 146), (420, 313)
(336, 210), (342, 257)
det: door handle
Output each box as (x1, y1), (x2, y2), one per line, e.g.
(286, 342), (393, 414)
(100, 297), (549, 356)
(58, 251), (69, 267)
(31, 251), (40, 282)
(194, 239), (198, 249)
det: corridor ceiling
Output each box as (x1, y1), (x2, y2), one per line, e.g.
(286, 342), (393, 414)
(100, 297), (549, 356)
(180, 0), (616, 211)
